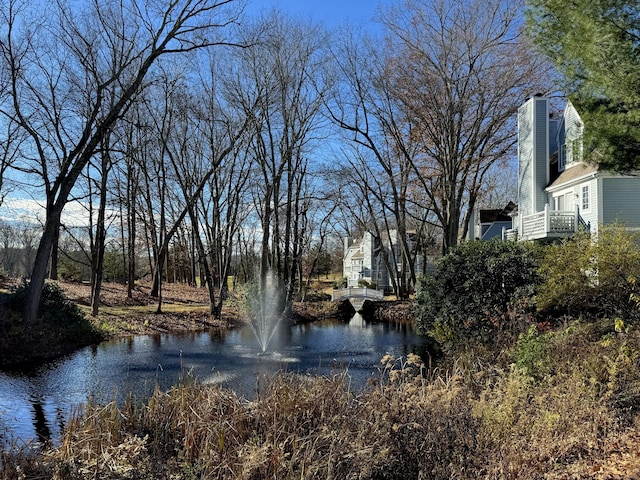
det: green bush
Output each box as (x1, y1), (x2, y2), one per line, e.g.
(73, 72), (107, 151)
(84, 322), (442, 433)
(537, 224), (640, 321)
(58, 257), (83, 282)
(103, 246), (127, 283)
(333, 277), (348, 288)
(415, 240), (543, 351)
(6, 280), (85, 324)
(1, 281), (103, 366)
(513, 325), (552, 380)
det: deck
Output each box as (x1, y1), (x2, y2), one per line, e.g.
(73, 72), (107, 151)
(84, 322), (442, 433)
(509, 205), (589, 241)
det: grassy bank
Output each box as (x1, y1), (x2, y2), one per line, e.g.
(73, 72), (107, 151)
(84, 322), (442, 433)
(2, 318), (640, 479)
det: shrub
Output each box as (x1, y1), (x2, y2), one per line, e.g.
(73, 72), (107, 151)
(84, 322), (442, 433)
(333, 277), (348, 288)
(1, 281), (102, 366)
(103, 245), (127, 283)
(58, 257), (83, 282)
(513, 324), (552, 380)
(415, 239), (543, 351)
(537, 224), (640, 321)
(6, 280), (85, 324)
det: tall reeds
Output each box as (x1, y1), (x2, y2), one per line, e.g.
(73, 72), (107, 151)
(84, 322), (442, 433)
(2, 321), (640, 479)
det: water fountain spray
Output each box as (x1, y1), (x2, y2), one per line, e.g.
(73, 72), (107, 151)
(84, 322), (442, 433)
(249, 270), (283, 353)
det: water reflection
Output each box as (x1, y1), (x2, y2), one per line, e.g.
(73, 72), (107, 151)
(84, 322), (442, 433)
(30, 395), (51, 444)
(0, 314), (433, 447)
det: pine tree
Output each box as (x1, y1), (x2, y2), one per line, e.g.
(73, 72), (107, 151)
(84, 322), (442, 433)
(526, 0), (640, 171)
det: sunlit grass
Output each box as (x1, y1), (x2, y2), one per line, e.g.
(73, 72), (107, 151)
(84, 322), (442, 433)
(78, 302), (211, 317)
(77, 302), (214, 338)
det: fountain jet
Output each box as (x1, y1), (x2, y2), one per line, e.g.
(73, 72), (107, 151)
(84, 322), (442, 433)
(249, 270), (283, 352)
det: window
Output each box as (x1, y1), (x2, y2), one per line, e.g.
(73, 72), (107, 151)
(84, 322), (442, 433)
(566, 120), (584, 164)
(559, 144), (566, 170)
(582, 185), (589, 211)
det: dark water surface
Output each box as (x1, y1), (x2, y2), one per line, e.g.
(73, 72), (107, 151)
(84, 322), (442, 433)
(0, 314), (431, 446)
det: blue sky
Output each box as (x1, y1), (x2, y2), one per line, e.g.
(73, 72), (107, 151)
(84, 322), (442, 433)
(248, 0), (389, 27)
(0, 0), (391, 226)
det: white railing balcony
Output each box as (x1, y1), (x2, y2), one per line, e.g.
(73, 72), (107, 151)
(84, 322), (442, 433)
(520, 204), (581, 241)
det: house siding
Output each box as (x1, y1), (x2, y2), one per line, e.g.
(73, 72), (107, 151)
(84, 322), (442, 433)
(534, 99), (549, 214)
(601, 177), (640, 226)
(343, 230), (422, 290)
(518, 101), (534, 217)
(580, 178), (598, 229)
(512, 97), (640, 242)
(481, 221), (512, 240)
(549, 119), (559, 159)
(563, 103), (583, 166)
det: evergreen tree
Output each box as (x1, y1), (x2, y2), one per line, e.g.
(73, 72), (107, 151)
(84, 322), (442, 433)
(526, 0), (640, 171)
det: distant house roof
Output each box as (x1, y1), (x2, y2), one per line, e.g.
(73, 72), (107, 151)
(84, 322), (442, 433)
(479, 201), (517, 223)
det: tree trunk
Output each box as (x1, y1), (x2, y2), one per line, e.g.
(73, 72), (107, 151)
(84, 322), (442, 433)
(189, 205), (217, 317)
(23, 206), (63, 323)
(150, 249), (166, 299)
(90, 143), (111, 316)
(90, 224), (106, 316)
(127, 165), (137, 298)
(49, 227), (59, 280)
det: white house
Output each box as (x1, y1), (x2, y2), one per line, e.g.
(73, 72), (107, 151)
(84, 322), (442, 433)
(343, 230), (424, 289)
(343, 232), (377, 288)
(509, 95), (640, 241)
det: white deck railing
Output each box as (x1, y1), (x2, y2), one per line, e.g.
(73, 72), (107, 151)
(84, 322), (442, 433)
(519, 204), (579, 240)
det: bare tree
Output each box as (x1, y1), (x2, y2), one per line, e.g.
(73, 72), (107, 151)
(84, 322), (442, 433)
(0, 118), (22, 208)
(230, 12), (330, 312)
(191, 57), (255, 317)
(328, 31), (436, 297)
(88, 135), (115, 315)
(299, 183), (340, 295)
(331, 0), (551, 256)
(382, 0), (551, 252)
(141, 59), (253, 313)
(0, 220), (20, 276)
(0, 0), (244, 323)
(110, 109), (147, 298)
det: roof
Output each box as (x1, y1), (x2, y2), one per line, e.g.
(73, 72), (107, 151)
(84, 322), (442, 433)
(479, 201), (517, 223)
(546, 163), (598, 190)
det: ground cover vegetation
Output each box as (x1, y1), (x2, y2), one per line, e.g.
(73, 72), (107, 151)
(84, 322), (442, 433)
(0, 281), (104, 366)
(3, 226), (640, 478)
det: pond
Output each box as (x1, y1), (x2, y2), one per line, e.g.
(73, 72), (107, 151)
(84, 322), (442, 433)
(0, 314), (433, 447)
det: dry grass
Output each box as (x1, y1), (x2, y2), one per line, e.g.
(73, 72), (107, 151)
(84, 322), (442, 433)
(3, 322), (640, 479)
(58, 280), (240, 338)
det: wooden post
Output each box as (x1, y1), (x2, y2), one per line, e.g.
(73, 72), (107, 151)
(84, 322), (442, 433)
(544, 203), (550, 234)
